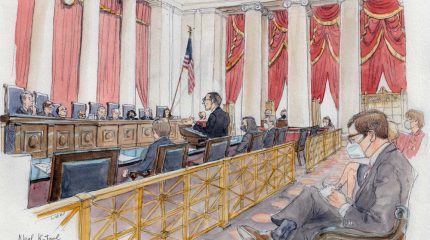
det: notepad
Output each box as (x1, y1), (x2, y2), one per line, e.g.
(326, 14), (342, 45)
(35, 163), (52, 174)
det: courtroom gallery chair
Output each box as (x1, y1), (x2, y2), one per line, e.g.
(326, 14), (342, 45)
(107, 102), (120, 119)
(153, 143), (189, 175)
(3, 84), (25, 115)
(248, 131), (266, 152)
(314, 206), (409, 240)
(203, 136), (231, 163)
(33, 91), (49, 114)
(48, 148), (119, 202)
(122, 104), (135, 119)
(296, 127), (310, 166)
(310, 125), (319, 137)
(275, 127), (288, 145)
(71, 102), (87, 119)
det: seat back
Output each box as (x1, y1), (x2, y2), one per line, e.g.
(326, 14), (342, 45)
(88, 102), (101, 116)
(275, 127), (288, 145)
(71, 102), (87, 119)
(156, 106), (168, 118)
(138, 108), (145, 119)
(3, 84), (25, 115)
(263, 129), (276, 148)
(203, 136), (231, 163)
(34, 91), (49, 114)
(153, 143), (188, 174)
(122, 104), (135, 118)
(51, 103), (61, 117)
(49, 148), (119, 201)
(248, 131), (266, 152)
(310, 125), (319, 137)
(297, 128), (309, 151)
(107, 102), (120, 118)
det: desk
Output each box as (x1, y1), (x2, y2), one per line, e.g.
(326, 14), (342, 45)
(1, 115), (185, 158)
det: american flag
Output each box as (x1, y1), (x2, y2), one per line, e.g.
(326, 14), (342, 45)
(183, 37), (195, 94)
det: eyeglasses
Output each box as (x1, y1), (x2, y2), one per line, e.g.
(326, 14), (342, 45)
(202, 98), (211, 105)
(347, 133), (363, 144)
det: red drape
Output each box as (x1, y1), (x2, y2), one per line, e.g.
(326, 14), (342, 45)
(51, 0), (83, 116)
(310, 4), (340, 109)
(15, 0), (35, 88)
(136, 1), (150, 108)
(225, 15), (245, 104)
(268, 10), (288, 111)
(97, 0), (122, 104)
(360, 0), (406, 94)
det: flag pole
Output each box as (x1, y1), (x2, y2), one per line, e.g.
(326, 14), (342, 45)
(170, 26), (192, 113)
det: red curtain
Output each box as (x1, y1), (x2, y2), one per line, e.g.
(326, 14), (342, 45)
(97, 0), (122, 104)
(310, 4), (340, 110)
(360, 0), (406, 94)
(268, 10), (288, 111)
(51, 0), (83, 116)
(136, 1), (150, 108)
(225, 15), (245, 104)
(15, 0), (35, 88)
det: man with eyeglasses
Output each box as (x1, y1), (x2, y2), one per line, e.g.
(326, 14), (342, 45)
(192, 92), (230, 138)
(237, 109), (414, 240)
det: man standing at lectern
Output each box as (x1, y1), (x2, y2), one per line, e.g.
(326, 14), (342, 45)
(193, 92), (230, 138)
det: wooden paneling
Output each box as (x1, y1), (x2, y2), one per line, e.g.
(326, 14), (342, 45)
(97, 125), (118, 148)
(118, 124), (137, 147)
(75, 125), (97, 150)
(20, 124), (48, 158)
(53, 125), (74, 152)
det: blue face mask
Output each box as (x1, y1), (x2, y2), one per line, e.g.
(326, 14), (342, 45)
(404, 121), (412, 130)
(346, 142), (366, 159)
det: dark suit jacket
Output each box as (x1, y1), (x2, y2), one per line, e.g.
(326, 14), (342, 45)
(235, 132), (253, 154)
(263, 128), (276, 148)
(193, 107), (229, 138)
(342, 143), (414, 233)
(131, 136), (172, 172)
(16, 106), (33, 115)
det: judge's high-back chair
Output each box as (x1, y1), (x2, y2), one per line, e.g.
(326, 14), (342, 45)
(297, 127), (310, 166)
(107, 102), (120, 118)
(122, 104), (135, 118)
(138, 108), (145, 119)
(89, 102), (101, 117)
(152, 143), (188, 175)
(52, 103), (61, 117)
(34, 91), (49, 114)
(48, 148), (119, 202)
(248, 131), (266, 152)
(3, 84), (25, 115)
(71, 102), (87, 119)
(203, 136), (231, 163)
(275, 127), (288, 145)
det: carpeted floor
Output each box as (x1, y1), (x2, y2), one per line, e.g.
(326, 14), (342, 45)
(196, 147), (350, 240)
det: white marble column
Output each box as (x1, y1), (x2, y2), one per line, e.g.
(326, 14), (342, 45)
(261, 15), (269, 118)
(120, 0), (136, 105)
(339, 0), (360, 132)
(170, 7), (183, 116)
(27, 0), (55, 95)
(242, 4), (263, 123)
(287, 5), (310, 127)
(148, 2), (173, 110)
(78, 0), (100, 104)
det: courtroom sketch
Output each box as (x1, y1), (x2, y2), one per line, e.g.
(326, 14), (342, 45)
(1, 0), (430, 240)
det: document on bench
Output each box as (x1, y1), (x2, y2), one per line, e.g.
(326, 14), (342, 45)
(35, 163), (52, 175)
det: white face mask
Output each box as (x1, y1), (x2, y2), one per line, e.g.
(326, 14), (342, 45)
(346, 142), (366, 159)
(404, 121), (412, 130)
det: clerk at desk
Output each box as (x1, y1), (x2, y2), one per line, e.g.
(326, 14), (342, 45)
(193, 92), (230, 138)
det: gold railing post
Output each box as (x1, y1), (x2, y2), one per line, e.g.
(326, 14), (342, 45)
(136, 188), (143, 240)
(76, 193), (92, 240)
(220, 160), (229, 228)
(183, 173), (190, 239)
(305, 138), (311, 173)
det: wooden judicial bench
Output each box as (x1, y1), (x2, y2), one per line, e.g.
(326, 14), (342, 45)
(1, 115), (184, 158)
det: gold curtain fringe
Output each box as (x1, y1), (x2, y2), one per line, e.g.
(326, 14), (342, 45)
(136, 18), (149, 26)
(100, 4), (122, 17)
(226, 51), (244, 72)
(272, 19), (288, 32)
(313, 15), (339, 26)
(232, 16), (244, 37)
(361, 29), (384, 64)
(311, 39), (326, 65)
(384, 38), (406, 62)
(327, 39), (339, 63)
(363, 6), (403, 20)
(269, 40), (287, 67)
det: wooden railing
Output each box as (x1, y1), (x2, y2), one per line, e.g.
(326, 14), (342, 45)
(305, 129), (342, 173)
(34, 142), (296, 240)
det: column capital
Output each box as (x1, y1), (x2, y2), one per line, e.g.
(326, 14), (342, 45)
(241, 2), (274, 19)
(282, 0), (309, 8)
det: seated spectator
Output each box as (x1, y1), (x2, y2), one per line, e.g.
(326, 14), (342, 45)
(322, 116), (335, 130)
(264, 109), (272, 119)
(126, 110), (138, 120)
(56, 105), (67, 118)
(235, 116), (258, 155)
(38, 100), (54, 117)
(395, 109), (426, 160)
(124, 118), (172, 178)
(278, 109), (287, 120)
(263, 115), (277, 148)
(110, 108), (122, 120)
(16, 91), (36, 116)
(163, 107), (173, 119)
(140, 107), (154, 120)
(96, 106), (107, 120)
(237, 110), (413, 240)
(78, 110), (86, 119)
